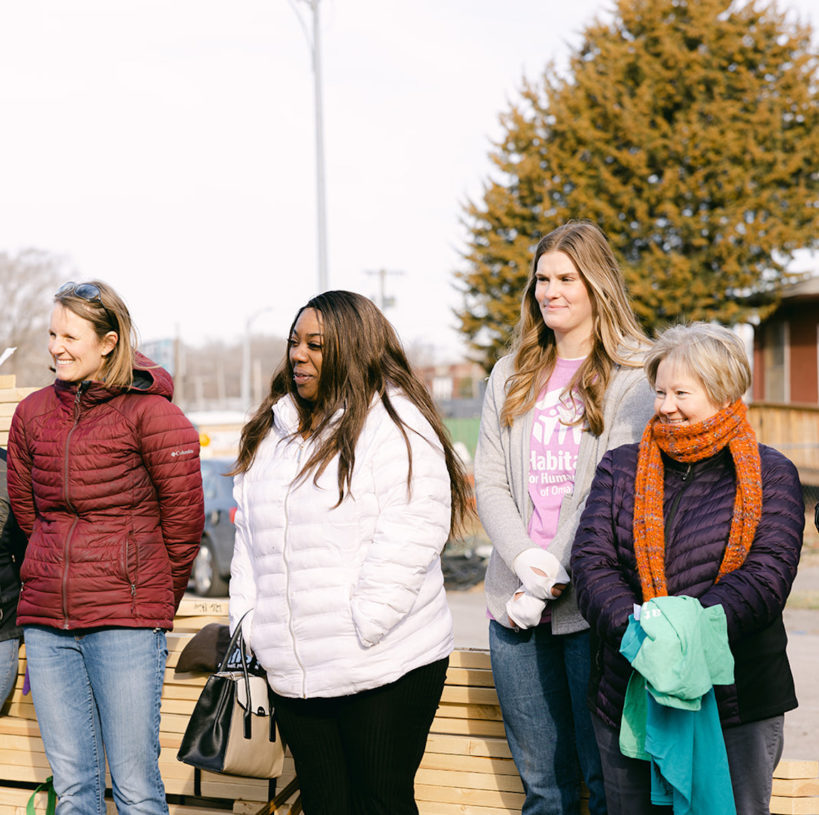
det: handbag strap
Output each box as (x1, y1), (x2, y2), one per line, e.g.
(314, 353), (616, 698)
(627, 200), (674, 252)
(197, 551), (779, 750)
(27, 776), (56, 815)
(220, 611), (256, 739)
(217, 611), (253, 672)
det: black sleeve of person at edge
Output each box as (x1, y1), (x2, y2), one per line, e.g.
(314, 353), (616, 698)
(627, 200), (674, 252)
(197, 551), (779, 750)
(0, 448), (25, 641)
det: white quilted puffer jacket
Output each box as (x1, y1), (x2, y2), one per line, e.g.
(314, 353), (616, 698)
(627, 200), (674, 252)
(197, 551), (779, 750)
(229, 391), (454, 698)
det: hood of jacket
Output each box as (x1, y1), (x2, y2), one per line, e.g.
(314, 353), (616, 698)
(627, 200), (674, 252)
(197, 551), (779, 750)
(52, 351), (174, 405)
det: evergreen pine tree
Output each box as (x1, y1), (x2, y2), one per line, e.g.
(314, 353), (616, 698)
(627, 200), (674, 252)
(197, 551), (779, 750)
(457, 0), (819, 369)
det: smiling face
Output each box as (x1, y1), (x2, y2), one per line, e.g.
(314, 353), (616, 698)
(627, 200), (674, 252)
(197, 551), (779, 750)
(288, 307), (323, 403)
(654, 359), (728, 426)
(48, 303), (118, 384)
(534, 250), (595, 355)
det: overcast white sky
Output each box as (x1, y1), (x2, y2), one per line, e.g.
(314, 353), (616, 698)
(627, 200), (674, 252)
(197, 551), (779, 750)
(0, 0), (815, 362)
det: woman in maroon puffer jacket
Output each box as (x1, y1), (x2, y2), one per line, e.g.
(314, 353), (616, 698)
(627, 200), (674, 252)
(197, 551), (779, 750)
(7, 280), (204, 815)
(571, 323), (803, 815)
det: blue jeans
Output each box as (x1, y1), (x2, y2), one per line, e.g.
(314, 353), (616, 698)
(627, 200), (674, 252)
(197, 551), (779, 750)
(24, 626), (168, 815)
(490, 621), (606, 815)
(0, 637), (19, 706)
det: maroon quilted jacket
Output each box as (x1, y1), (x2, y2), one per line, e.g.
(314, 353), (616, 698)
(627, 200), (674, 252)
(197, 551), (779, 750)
(7, 354), (204, 630)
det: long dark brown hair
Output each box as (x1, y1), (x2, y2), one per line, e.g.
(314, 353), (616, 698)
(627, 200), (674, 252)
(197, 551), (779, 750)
(234, 291), (472, 536)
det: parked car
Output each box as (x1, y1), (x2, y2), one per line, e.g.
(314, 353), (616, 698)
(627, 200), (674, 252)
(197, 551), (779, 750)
(190, 458), (236, 597)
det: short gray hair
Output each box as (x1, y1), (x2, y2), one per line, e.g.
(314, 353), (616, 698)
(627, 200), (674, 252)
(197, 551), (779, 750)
(644, 323), (751, 405)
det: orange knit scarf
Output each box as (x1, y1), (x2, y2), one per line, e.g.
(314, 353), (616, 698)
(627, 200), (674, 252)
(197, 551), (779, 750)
(633, 400), (762, 600)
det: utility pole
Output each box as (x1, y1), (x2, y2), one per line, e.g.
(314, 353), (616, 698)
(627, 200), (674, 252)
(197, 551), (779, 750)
(365, 268), (405, 311)
(291, 0), (328, 294)
(241, 307), (274, 412)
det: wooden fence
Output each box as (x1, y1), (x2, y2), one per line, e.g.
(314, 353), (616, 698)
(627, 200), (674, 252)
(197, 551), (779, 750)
(748, 403), (819, 486)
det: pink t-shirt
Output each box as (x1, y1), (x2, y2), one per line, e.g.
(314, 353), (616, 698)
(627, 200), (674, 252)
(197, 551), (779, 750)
(527, 357), (585, 548)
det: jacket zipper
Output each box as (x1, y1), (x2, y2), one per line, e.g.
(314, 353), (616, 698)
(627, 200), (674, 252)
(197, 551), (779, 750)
(282, 439), (308, 698)
(128, 539), (137, 614)
(664, 463), (693, 546)
(60, 382), (89, 628)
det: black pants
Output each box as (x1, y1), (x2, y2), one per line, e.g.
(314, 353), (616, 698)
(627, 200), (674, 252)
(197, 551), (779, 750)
(273, 657), (448, 815)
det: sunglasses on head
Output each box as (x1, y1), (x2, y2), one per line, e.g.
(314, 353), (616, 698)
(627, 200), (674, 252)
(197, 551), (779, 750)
(55, 282), (116, 328)
(55, 282), (103, 303)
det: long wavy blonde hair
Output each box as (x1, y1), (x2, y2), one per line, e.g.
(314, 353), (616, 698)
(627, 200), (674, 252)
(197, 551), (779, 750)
(501, 221), (646, 435)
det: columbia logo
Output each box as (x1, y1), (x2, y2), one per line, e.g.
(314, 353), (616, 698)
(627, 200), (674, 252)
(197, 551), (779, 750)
(171, 449), (195, 457)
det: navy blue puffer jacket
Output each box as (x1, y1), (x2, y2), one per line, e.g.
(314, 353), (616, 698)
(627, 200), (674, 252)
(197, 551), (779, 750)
(571, 442), (803, 729)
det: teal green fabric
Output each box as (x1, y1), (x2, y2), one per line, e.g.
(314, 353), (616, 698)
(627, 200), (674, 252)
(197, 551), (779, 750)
(619, 672), (650, 760)
(619, 596), (736, 815)
(621, 595), (734, 710)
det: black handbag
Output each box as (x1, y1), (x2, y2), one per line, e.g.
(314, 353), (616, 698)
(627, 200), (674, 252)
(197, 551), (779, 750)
(177, 615), (285, 778)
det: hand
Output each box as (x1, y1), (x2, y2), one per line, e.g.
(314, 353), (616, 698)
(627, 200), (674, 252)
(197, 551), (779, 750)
(505, 588), (547, 629)
(551, 582), (567, 599)
(513, 548), (571, 599)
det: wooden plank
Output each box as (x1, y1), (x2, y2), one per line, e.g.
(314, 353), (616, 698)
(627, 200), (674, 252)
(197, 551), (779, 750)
(0, 717), (40, 737)
(435, 702), (503, 722)
(770, 797), (819, 815)
(776, 761), (819, 780)
(176, 597), (230, 618)
(4, 700), (37, 721)
(0, 764), (49, 785)
(445, 667), (496, 688)
(430, 716), (506, 738)
(440, 685), (500, 706)
(173, 617), (230, 632)
(425, 733), (513, 760)
(0, 387), (37, 403)
(160, 684), (205, 702)
(772, 778), (819, 796)
(449, 650), (491, 670)
(163, 668), (212, 686)
(416, 783), (524, 808)
(0, 786), (236, 815)
(420, 752), (519, 776)
(417, 801), (517, 815)
(415, 767), (523, 794)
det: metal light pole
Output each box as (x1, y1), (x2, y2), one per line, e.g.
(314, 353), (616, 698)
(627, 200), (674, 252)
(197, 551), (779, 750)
(292, 0), (328, 294)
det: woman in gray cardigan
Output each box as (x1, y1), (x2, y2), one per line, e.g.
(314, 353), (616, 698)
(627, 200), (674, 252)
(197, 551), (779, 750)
(475, 221), (653, 815)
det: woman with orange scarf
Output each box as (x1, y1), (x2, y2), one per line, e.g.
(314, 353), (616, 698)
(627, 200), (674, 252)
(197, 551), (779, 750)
(571, 323), (804, 815)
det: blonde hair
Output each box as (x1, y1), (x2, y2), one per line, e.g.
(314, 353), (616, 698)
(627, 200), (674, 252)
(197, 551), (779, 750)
(54, 280), (137, 389)
(501, 221), (646, 434)
(645, 323), (751, 405)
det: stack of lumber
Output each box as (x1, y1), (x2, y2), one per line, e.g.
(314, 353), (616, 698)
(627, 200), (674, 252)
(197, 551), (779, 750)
(772, 760), (819, 815)
(0, 597), (300, 814)
(0, 375), (37, 447)
(418, 647), (526, 815)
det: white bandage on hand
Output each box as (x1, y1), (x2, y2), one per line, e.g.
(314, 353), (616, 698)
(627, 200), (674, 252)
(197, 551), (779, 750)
(506, 588), (546, 629)
(512, 548), (570, 600)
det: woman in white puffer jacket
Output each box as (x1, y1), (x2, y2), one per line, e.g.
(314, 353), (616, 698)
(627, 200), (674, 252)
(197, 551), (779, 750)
(229, 290), (472, 815)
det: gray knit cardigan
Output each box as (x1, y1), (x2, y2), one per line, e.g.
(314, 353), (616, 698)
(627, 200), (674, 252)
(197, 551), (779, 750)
(475, 352), (655, 634)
